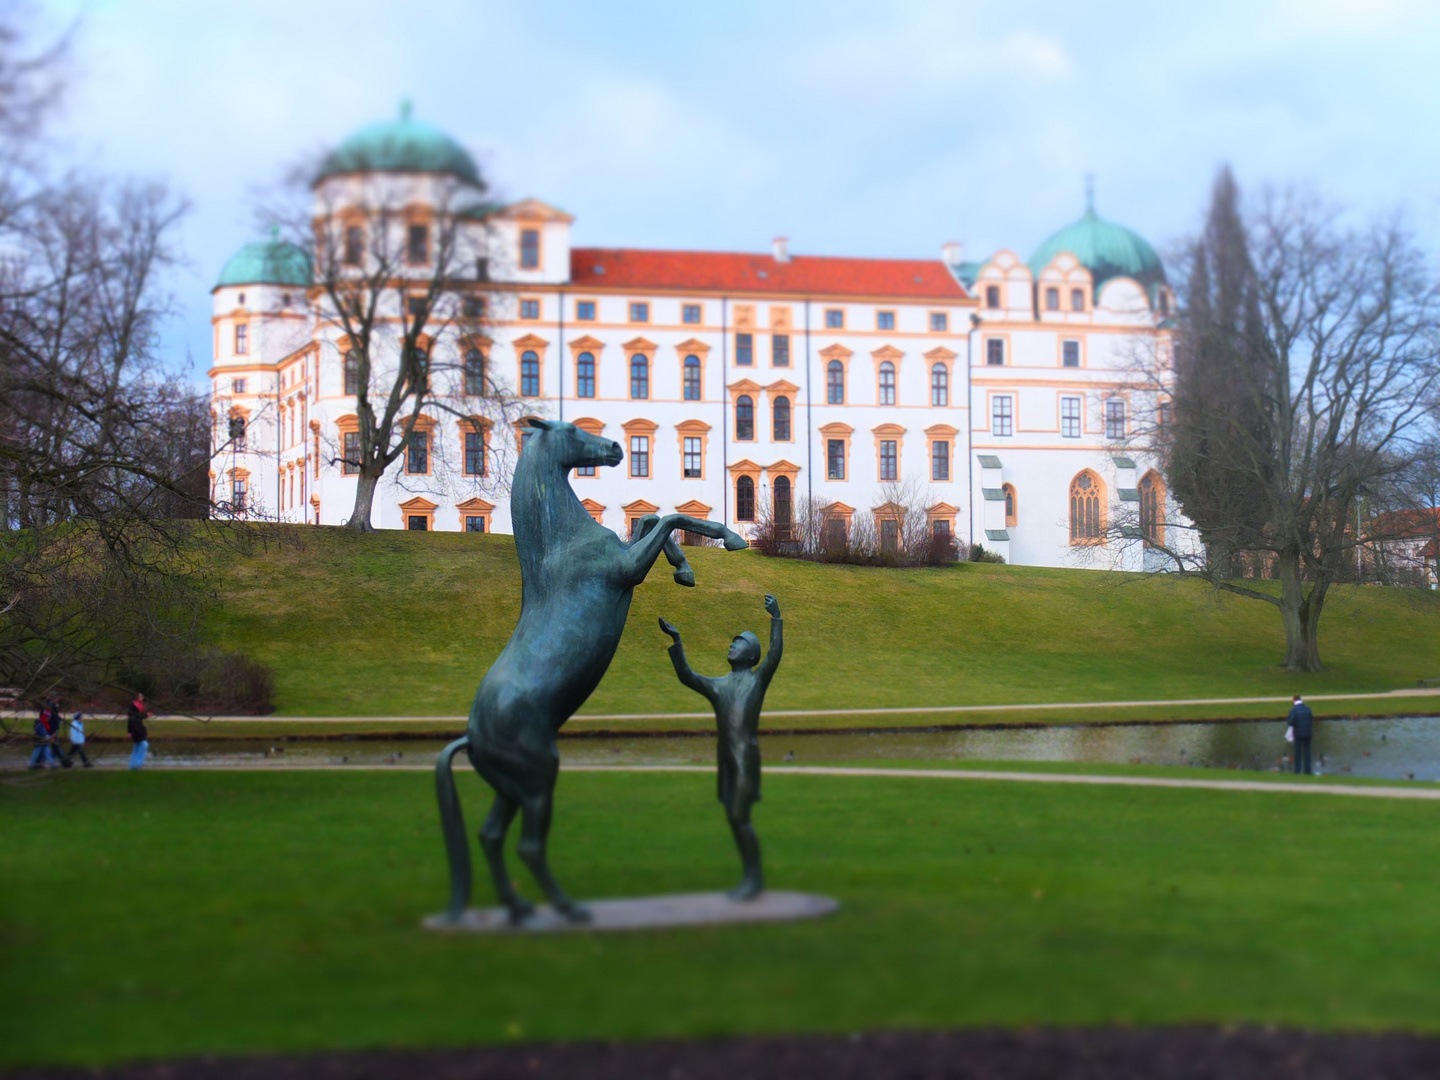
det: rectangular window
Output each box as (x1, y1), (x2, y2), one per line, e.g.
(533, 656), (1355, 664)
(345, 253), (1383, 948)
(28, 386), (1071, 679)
(234, 324), (248, 355)
(344, 226), (363, 265)
(931, 440), (949, 481)
(576, 300), (596, 321)
(520, 228), (540, 269)
(407, 295), (426, 318)
(231, 477), (246, 510)
(1061, 396), (1081, 438)
(772, 334), (790, 367)
(986, 285), (1000, 309)
(879, 440), (897, 481)
(407, 430), (429, 474)
(825, 308), (844, 329)
(576, 463), (595, 478)
(407, 223), (429, 265)
(629, 435), (650, 478)
(932, 519), (951, 539)
(462, 296), (485, 319)
(520, 298), (540, 319)
(877, 311), (895, 331)
(930, 312), (948, 332)
(992, 396), (1013, 437)
(475, 257), (489, 280)
(1071, 288), (1085, 312)
(408, 516), (428, 531)
(629, 301), (649, 323)
(465, 516), (485, 533)
(827, 439), (845, 480)
(682, 303), (701, 324)
(880, 518), (899, 554)
(735, 332), (753, 366)
(342, 431), (361, 474)
(683, 436), (702, 478)
(1106, 399), (1127, 439)
(986, 339), (1004, 366)
(464, 431), (486, 476)
(232, 377), (247, 394)
(1045, 287), (1060, 311)
(1062, 340), (1080, 367)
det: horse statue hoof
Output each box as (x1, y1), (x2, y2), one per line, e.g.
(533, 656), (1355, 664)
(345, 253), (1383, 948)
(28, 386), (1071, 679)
(722, 531), (749, 551)
(673, 567), (696, 587)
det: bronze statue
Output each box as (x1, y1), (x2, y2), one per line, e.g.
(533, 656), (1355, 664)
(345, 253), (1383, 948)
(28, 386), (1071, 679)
(658, 594), (782, 900)
(435, 418), (748, 925)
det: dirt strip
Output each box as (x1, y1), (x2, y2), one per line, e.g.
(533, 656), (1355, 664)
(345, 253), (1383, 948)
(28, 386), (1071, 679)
(10, 1027), (1440, 1079)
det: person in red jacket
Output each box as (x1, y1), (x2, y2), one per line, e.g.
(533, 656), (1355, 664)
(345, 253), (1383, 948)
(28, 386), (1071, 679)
(127, 692), (151, 770)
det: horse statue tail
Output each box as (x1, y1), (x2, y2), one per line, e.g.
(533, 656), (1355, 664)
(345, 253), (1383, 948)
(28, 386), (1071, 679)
(435, 736), (472, 923)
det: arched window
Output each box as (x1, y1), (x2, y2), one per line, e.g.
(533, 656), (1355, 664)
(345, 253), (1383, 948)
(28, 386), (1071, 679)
(1069, 471), (1105, 544)
(464, 349), (486, 396)
(683, 354), (701, 400)
(576, 352), (596, 398)
(930, 363), (948, 407)
(774, 476), (792, 534)
(736, 475), (756, 522)
(630, 354), (649, 399)
(1139, 470), (1165, 546)
(826, 360), (844, 404)
(1002, 483), (1017, 527)
(878, 361), (896, 406)
(520, 351), (540, 397)
(735, 394), (754, 440)
(772, 395), (791, 441)
(343, 351), (358, 395)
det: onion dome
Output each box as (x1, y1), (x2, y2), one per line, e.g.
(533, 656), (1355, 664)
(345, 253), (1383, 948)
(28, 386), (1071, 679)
(316, 100), (480, 185)
(1028, 187), (1166, 296)
(214, 227), (312, 289)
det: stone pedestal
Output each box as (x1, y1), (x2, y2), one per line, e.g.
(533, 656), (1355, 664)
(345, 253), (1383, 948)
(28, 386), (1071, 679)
(422, 890), (838, 934)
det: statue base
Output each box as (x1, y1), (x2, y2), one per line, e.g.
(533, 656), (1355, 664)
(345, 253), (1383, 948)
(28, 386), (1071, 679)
(422, 889), (838, 933)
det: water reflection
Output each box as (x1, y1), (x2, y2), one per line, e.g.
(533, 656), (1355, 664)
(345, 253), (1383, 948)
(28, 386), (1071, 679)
(5, 716), (1439, 781)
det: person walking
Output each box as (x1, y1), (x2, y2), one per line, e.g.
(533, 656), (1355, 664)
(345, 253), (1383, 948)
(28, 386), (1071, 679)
(27, 706), (57, 769)
(1287, 694), (1314, 775)
(62, 712), (93, 769)
(126, 692), (151, 770)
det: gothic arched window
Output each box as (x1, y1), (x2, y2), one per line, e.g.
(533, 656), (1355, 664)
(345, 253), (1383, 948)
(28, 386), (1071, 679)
(1140, 470), (1165, 546)
(1069, 470), (1105, 544)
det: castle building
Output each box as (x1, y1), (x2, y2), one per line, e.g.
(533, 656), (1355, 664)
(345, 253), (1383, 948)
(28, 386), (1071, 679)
(209, 109), (1183, 570)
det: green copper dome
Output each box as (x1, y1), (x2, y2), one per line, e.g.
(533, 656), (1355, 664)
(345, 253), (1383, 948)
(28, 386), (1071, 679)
(214, 232), (312, 289)
(316, 102), (480, 184)
(1028, 197), (1166, 296)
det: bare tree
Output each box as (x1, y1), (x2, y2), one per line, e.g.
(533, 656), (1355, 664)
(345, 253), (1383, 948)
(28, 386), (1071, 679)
(262, 146), (528, 531)
(1136, 169), (1440, 671)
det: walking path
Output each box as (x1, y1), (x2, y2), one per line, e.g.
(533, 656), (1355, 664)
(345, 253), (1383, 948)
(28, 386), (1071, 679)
(85, 687), (1440, 724)
(37, 760), (1440, 800)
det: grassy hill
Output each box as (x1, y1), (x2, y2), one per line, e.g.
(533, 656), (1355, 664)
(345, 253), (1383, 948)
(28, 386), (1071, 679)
(207, 527), (1440, 718)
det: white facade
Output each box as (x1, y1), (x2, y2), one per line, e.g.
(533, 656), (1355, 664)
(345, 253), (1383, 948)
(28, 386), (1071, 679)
(209, 119), (1187, 570)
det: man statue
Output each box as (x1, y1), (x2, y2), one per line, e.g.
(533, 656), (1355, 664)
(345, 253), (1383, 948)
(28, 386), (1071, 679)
(658, 594), (782, 900)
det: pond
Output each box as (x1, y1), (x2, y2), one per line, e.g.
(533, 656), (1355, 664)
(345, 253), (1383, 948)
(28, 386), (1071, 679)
(6, 715), (1440, 782)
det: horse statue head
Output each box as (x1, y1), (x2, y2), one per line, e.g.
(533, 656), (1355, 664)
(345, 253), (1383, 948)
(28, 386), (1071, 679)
(521, 416), (623, 474)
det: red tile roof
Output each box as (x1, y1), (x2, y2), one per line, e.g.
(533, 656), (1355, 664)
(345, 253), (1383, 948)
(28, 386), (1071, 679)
(570, 247), (971, 301)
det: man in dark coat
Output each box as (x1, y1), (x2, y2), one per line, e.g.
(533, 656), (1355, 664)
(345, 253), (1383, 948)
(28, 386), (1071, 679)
(127, 692), (151, 770)
(1287, 694), (1315, 775)
(658, 594), (783, 900)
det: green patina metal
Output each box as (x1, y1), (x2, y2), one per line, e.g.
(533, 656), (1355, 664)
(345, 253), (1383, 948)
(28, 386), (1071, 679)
(214, 229), (312, 289)
(659, 594), (783, 901)
(318, 101), (480, 184)
(434, 418), (748, 926)
(1028, 190), (1166, 299)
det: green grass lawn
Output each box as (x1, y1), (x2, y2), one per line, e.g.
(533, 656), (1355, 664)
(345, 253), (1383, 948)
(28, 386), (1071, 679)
(208, 527), (1440, 717)
(5, 768), (1440, 1067)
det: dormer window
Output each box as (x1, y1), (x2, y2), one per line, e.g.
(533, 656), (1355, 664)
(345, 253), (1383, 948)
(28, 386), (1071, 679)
(986, 285), (1000, 309)
(1045, 287), (1060, 311)
(1070, 288), (1085, 312)
(234, 324), (248, 355)
(520, 228), (540, 270)
(629, 301), (649, 323)
(877, 311), (895, 331)
(344, 227), (363, 266)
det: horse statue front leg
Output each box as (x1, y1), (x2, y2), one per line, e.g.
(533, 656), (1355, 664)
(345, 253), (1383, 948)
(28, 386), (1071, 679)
(633, 514), (696, 587)
(621, 515), (747, 586)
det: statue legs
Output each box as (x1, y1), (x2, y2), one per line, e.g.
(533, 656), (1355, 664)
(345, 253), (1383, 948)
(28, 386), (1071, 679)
(633, 514), (695, 587)
(517, 790), (591, 923)
(727, 816), (764, 900)
(478, 794), (534, 923)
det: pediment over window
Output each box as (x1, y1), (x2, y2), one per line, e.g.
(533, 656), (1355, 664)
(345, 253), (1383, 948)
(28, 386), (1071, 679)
(871, 423), (906, 437)
(819, 343), (854, 360)
(512, 333), (549, 349)
(622, 498), (659, 515)
(456, 497), (495, 513)
(727, 378), (764, 394)
(622, 337), (657, 353)
(675, 338), (711, 355)
(399, 496), (438, 513)
(494, 197), (575, 223)
(818, 421), (854, 437)
(568, 335), (605, 352)
(924, 346), (958, 362)
(727, 458), (762, 476)
(871, 345), (905, 362)
(765, 379), (800, 395)
(674, 499), (712, 516)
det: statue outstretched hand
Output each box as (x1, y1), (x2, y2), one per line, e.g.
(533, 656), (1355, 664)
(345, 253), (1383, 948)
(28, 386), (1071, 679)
(658, 617), (681, 643)
(764, 594), (780, 618)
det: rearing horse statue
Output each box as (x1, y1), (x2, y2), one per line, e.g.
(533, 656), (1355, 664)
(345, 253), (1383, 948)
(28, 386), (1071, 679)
(436, 417), (748, 924)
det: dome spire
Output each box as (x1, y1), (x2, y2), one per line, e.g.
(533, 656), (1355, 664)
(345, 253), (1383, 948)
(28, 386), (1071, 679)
(1085, 173), (1095, 217)
(400, 98), (413, 122)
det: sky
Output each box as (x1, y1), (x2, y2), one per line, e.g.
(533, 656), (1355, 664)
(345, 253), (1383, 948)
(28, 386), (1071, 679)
(35, 0), (1440, 380)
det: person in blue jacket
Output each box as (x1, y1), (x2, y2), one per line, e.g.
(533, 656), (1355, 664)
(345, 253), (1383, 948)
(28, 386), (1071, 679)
(1287, 694), (1315, 775)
